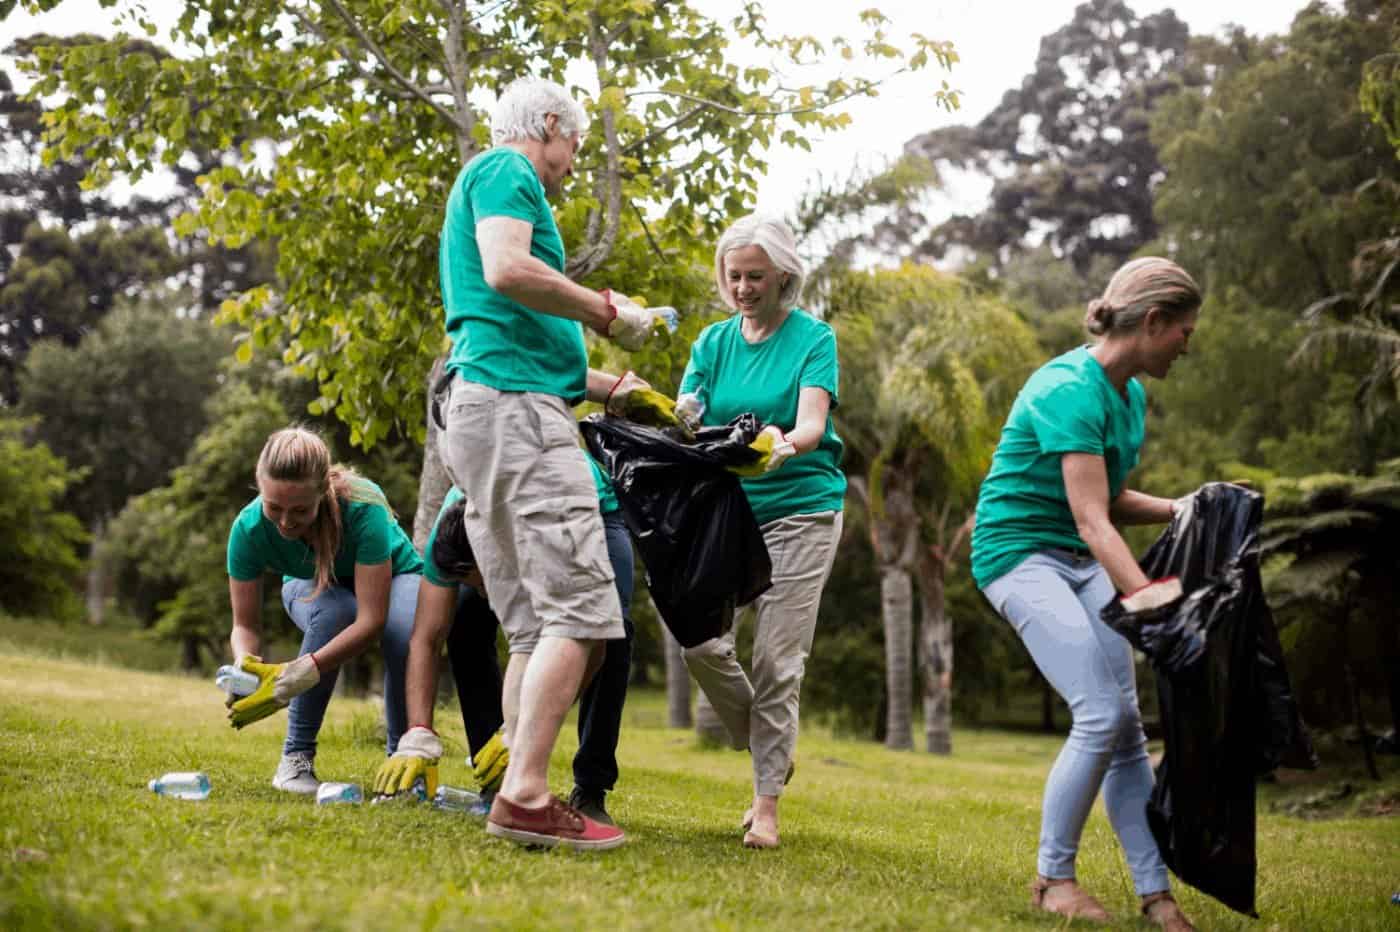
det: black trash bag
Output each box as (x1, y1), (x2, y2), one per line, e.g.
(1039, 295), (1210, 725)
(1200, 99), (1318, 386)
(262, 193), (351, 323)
(579, 413), (771, 648)
(1101, 482), (1317, 918)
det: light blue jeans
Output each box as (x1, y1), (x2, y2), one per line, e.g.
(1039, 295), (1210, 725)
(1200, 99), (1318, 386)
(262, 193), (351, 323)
(280, 573), (420, 757)
(981, 550), (1169, 896)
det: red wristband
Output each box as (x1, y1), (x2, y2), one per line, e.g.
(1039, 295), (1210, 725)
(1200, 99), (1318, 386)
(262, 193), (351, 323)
(606, 371), (632, 411)
(307, 652), (322, 672)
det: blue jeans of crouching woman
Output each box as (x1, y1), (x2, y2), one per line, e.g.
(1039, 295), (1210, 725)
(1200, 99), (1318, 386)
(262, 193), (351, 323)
(279, 573), (421, 757)
(981, 550), (1169, 896)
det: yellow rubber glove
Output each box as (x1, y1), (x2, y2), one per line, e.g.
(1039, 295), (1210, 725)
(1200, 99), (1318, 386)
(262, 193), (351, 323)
(372, 726), (442, 799)
(728, 426), (796, 478)
(227, 654), (320, 729)
(623, 388), (684, 430)
(471, 729), (510, 793)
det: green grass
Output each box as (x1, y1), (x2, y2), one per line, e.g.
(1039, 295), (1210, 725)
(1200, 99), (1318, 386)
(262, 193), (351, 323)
(1, 649), (1397, 931)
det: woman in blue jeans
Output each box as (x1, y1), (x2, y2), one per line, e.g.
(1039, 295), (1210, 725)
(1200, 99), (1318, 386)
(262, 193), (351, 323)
(225, 426), (422, 795)
(970, 258), (1201, 931)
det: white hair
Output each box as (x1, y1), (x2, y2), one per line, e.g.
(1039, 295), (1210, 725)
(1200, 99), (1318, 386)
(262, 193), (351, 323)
(490, 78), (589, 145)
(714, 214), (806, 311)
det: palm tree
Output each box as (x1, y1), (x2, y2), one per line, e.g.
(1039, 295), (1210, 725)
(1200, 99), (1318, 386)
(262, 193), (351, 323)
(832, 264), (1040, 751)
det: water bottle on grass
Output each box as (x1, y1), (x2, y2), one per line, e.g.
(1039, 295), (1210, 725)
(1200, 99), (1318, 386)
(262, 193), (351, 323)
(432, 785), (486, 815)
(316, 782), (364, 805)
(149, 772), (211, 800)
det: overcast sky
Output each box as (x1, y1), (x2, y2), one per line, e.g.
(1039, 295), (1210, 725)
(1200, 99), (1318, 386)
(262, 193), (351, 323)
(2, 0), (1316, 217)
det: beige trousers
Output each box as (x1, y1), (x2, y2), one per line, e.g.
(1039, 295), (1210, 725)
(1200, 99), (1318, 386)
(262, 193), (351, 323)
(683, 510), (843, 796)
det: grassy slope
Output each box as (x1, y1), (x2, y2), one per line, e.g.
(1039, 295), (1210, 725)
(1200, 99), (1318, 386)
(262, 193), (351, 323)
(0, 650), (1396, 931)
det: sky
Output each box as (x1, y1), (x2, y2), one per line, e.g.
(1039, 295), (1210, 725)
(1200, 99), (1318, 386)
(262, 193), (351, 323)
(1, 0), (1317, 219)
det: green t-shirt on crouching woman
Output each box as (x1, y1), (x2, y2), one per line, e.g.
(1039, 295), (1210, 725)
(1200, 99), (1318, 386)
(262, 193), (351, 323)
(227, 478), (422, 585)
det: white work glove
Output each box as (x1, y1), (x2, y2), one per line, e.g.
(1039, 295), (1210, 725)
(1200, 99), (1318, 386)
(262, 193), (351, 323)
(598, 289), (659, 352)
(674, 392), (706, 432)
(1119, 577), (1183, 613)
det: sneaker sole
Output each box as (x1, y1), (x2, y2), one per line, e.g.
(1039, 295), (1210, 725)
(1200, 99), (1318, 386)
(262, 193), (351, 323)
(485, 821), (626, 851)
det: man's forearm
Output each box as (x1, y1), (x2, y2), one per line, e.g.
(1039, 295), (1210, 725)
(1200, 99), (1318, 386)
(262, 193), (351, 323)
(405, 635), (443, 729)
(493, 255), (612, 330)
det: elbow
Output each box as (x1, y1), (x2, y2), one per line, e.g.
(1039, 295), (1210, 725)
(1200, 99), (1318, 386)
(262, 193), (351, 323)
(1074, 517), (1117, 555)
(482, 258), (522, 295)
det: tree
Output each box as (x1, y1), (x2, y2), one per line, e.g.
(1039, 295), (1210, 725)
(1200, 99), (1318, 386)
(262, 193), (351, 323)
(0, 43), (276, 403)
(0, 415), (86, 619)
(832, 264), (1040, 751)
(898, 0), (1194, 274)
(27, 0), (957, 467)
(18, 297), (229, 622)
(1151, 0), (1400, 312)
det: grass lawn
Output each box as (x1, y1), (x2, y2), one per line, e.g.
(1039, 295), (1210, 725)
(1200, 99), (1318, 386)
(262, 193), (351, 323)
(1, 648), (1396, 931)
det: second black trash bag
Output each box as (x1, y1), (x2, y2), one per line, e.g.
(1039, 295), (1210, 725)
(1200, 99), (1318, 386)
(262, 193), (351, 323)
(1101, 482), (1317, 918)
(579, 413), (772, 648)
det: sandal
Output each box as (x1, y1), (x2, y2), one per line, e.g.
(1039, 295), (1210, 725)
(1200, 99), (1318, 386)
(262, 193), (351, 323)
(1141, 892), (1196, 932)
(1029, 876), (1111, 923)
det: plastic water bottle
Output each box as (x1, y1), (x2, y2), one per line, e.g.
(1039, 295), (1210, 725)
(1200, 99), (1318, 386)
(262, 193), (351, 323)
(315, 782), (363, 805)
(215, 665), (259, 698)
(651, 306), (679, 333)
(432, 785), (486, 815)
(148, 772), (211, 800)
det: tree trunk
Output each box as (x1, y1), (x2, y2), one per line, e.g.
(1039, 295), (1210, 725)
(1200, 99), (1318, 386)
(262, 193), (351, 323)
(85, 514), (107, 625)
(694, 688), (730, 745)
(181, 635), (201, 672)
(662, 623), (692, 729)
(881, 566), (914, 750)
(412, 356), (452, 551)
(917, 551), (953, 755)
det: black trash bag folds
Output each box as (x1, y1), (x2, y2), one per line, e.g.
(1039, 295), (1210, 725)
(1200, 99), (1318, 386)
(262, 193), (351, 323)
(580, 413), (771, 648)
(1101, 482), (1317, 918)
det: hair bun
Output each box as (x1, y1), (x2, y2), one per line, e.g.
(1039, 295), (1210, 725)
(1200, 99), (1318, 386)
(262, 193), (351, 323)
(1084, 298), (1116, 335)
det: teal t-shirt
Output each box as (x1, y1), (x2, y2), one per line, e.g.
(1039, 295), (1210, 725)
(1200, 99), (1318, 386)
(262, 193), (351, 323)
(970, 345), (1147, 588)
(679, 309), (846, 526)
(422, 462), (616, 588)
(227, 482), (423, 584)
(439, 147), (587, 404)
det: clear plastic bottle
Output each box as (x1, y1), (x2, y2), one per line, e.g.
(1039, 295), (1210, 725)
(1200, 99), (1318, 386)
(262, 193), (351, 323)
(215, 665), (259, 698)
(651, 306), (679, 333)
(315, 782), (364, 805)
(432, 784), (485, 814)
(148, 772), (211, 800)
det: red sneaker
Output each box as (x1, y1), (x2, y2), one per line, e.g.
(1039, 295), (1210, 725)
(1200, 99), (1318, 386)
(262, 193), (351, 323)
(485, 793), (626, 851)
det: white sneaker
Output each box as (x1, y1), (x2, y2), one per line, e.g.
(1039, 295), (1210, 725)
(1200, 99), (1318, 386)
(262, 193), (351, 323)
(271, 752), (320, 795)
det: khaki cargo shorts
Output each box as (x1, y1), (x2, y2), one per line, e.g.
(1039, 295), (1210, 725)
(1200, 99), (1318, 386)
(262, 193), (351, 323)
(439, 378), (623, 652)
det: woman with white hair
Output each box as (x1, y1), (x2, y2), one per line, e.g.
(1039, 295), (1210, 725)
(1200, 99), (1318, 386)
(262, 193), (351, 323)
(676, 213), (846, 850)
(971, 257), (1202, 930)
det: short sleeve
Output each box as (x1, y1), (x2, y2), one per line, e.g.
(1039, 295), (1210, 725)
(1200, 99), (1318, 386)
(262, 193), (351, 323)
(799, 326), (839, 406)
(678, 328), (712, 400)
(349, 501), (393, 566)
(469, 154), (542, 224)
(421, 489), (463, 588)
(226, 510), (265, 581)
(1028, 382), (1106, 456)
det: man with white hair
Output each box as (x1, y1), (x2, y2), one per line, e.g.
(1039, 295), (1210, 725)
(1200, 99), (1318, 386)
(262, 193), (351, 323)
(397, 76), (662, 850)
